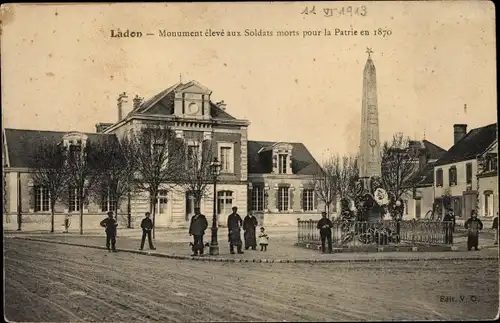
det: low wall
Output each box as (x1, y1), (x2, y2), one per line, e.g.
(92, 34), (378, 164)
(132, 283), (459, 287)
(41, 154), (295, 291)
(3, 213), (144, 231)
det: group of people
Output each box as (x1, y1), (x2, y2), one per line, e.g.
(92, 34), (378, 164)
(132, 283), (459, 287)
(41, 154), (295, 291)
(189, 206), (269, 256)
(97, 206), (499, 254)
(99, 211), (157, 252)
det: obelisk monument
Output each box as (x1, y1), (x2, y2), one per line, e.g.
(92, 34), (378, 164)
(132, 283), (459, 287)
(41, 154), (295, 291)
(359, 48), (382, 181)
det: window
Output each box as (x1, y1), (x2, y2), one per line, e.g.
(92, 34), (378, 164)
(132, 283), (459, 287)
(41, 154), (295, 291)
(278, 154), (287, 174)
(484, 191), (494, 217)
(436, 169), (443, 187)
(278, 187), (289, 212)
(448, 167), (457, 186)
(68, 144), (82, 161)
(34, 186), (50, 212)
(302, 189), (315, 211)
(156, 190), (168, 215)
(217, 191), (233, 215)
(101, 190), (117, 212)
(187, 144), (199, 168)
(466, 163), (473, 184)
(251, 185), (264, 211)
(68, 187), (80, 212)
(218, 144), (233, 173)
(404, 200), (408, 215)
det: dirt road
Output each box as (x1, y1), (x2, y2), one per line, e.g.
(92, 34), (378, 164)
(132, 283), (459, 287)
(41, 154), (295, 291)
(5, 239), (498, 322)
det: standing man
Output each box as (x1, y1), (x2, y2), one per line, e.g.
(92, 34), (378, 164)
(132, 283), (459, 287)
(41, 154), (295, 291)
(139, 212), (156, 251)
(317, 212), (333, 253)
(492, 212), (499, 245)
(100, 211), (118, 252)
(448, 208), (456, 233)
(227, 206), (244, 254)
(464, 210), (484, 251)
(188, 207), (208, 256)
(243, 211), (258, 250)
(442, 210), (454, 244)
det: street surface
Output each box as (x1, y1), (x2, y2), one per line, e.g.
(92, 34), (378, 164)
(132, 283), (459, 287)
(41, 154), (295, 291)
(5, 239), (499, 322)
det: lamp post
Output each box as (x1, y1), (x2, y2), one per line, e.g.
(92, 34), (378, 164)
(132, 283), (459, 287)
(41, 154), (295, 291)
(209, 157), (221, 255)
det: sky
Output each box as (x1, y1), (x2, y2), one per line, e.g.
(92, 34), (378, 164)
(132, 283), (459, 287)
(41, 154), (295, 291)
(1, 2), (497, 163)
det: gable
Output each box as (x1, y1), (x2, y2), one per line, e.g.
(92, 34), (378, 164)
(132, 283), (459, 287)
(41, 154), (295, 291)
(175, 81), (212, 95)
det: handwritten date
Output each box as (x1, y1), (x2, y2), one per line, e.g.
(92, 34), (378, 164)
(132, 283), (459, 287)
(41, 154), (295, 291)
(301, 6), (367, 17)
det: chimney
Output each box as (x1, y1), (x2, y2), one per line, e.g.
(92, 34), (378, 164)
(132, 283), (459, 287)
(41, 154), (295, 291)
(453, 124), (467, 144)
(133, 95), (143, 110)
(216, 100), (226, 111)
(117, 92), (128, 122)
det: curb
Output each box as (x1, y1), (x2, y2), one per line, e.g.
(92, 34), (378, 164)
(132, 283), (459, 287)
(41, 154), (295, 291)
(296, 242), (457, 253)
(10, 237), (499, 264)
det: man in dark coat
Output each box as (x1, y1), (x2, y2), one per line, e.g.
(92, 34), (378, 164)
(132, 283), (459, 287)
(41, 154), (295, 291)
(227, 206), (244, 254)
(464, 210), (483, 251)
(100, 211), (118, 252)
(492, 213), (498, 245)
(139, 212), (156, 251)
(243, 211), (258, 250)
(317, 212), (333, 253)
(442, 210), (454, 244)
(189, 207), (208, 256)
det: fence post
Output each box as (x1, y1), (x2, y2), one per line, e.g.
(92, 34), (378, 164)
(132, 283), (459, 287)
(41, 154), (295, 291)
(297, 218), (300, 243)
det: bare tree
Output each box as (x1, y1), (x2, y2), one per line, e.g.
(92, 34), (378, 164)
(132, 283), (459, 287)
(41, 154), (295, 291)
(61, 141), (100, 235)
(312, 154), (358, 218)
(381, 133), (418, 202)
(29, 142), (69, 232)
(174, 138), (215, 220)
(89, 135), (136, 226)
(130, 123), (182, 239)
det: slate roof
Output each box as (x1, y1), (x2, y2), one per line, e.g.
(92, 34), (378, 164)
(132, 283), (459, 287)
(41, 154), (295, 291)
(422, 140), (446, 160)
(3, 129), (116, 168)
(126, 82), (236, 120)
(247, 141), (322, 175)
(434, 123), (498, 166)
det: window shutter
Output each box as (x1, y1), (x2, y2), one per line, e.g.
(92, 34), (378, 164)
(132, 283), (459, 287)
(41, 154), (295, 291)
(290, 188), (294, 211)
(300, 190), (304, 211)
(313, 191), (317, 211)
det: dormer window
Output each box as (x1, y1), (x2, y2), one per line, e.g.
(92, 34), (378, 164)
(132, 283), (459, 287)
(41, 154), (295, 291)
(278, 154), (287, 174)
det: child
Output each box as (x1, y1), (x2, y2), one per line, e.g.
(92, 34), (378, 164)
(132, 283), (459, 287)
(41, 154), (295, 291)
(258, 227), (269, 251)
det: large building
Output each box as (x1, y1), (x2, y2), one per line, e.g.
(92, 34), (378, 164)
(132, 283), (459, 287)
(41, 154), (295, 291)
(3, 80), (324, 229)
(433, 123), (497, 219)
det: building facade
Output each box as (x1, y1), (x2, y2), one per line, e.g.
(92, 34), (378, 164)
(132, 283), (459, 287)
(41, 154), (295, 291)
(247, 141), (324, 226)
(3, 80), (324, 229)
(477, 140), (498, 218)
(433, 123), (497, 219)
(402, 140), (446, 220)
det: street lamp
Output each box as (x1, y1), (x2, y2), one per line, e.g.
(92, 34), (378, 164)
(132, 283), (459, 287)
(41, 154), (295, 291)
(209, 157), (222, 255)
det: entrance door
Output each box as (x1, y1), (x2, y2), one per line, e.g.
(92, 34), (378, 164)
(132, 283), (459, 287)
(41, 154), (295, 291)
(415, 199), (421, 219)
(463, 193), (477, 218)
(155, 190), (170, 227)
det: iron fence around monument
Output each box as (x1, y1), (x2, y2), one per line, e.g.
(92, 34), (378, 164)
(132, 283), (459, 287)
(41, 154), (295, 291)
(297, 219), (454, 247)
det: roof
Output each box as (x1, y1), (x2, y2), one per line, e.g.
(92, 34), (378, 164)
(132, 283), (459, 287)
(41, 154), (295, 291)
(422, 140), (446, 160)
(126, 81), (237, 120)
(434, 123), (498, 166)
(3, 129), (116, 168)
(247, 141), (322, 175)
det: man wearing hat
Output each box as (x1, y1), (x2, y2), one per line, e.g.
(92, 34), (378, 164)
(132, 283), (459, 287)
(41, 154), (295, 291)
(139, 212), (156, 251)
(100, 211), (118, 252)
(189, 207), (208, 256)
(227, 206), (244, 254)
(316, 211), (333, 253)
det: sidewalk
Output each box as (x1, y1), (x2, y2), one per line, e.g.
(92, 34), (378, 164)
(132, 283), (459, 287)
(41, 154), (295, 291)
(7, 233), (498, 263)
